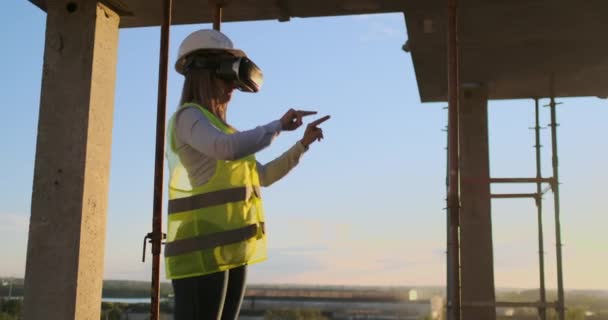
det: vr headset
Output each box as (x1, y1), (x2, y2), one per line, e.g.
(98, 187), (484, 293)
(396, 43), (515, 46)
(184, 55), (263, 93)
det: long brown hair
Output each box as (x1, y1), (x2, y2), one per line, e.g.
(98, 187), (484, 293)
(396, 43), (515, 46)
(179, 57), (232, 127)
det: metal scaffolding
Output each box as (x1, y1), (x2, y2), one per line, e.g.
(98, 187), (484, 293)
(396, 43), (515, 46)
(446, 95), (567, 319)
(487, 94), (566, 320)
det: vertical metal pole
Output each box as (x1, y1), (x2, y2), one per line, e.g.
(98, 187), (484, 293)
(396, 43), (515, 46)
(445, 123), (453, 320)
(447, 0), (461, 319)
(213, 3), (222, 31)
(149, 0), (172, 319)
(534, 98), (547, 320)
(549, 79), (566, 320)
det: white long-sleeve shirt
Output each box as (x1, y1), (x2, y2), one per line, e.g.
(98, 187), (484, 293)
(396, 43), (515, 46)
(173, 106), (307, 188)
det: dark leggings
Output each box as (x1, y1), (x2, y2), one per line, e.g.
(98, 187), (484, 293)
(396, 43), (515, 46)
(172, 266), (247, 320)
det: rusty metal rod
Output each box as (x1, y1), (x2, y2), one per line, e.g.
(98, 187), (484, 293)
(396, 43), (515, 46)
(535, 98), (547, 320)
(213, 3), (222, 31)
(444, 121), (453, 320)
(149, 0), (172, 319)
(549, 79), (566, 320)
(491, 193), (538, 199)
(490, 177), (553, 184)
(446, 0), (461, 319)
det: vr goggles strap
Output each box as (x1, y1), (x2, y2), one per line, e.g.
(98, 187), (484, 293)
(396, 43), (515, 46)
(183, 56), (220, 72)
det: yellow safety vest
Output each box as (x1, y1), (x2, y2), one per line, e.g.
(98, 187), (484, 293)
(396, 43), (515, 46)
(165, 103), (267, 280)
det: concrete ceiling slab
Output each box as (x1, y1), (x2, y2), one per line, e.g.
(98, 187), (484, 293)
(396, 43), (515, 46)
(28, 0), (412, 27)
(27, 0), (608, 101)
(404, 0), (608, 101)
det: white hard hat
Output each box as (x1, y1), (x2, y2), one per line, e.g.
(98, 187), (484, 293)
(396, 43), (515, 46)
(175, 29), (246, 74)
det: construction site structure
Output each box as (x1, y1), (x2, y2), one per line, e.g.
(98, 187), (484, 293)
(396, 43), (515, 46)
(451, 92), (566, 320)
(21, 0), (608, 319)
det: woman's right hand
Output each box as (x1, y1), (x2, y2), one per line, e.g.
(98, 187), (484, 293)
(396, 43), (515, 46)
(300, 115), (331, 148)
(280, 109), (317, 131)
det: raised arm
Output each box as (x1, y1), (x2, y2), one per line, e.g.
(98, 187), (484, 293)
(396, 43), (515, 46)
(257, 142), (308, 187)
(175, 107), (281, 160)
(257, 114), (330, 186)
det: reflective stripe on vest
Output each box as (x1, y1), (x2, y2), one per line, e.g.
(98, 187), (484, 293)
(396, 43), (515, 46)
(168, 186), (262, 214)
(165, 222), (265, 257)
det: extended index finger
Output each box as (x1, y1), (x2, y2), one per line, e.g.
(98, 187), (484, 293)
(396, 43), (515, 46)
(297, 110), (318, 117)
(309, 115), (331, 126)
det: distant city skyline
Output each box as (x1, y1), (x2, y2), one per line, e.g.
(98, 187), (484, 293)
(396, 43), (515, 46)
(1, 2), (607, 290)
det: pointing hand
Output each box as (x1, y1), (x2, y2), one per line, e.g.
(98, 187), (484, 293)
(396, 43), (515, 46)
(300, 115), (331, 148)
(280, 109), (317, 131)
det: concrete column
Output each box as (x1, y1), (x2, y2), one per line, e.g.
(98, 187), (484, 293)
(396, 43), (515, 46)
(23, 1), (119, 319)
(458, 85), (496, 320)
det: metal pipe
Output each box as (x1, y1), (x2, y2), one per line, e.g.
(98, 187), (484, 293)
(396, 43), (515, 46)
(213, 3), (222, 31)
(491, 193), (538, 199)
(549, 79), (566, 320)
(149, 0), (172, 319)
(446, 0), (461, 319)
(534, 98), (547, 320)
(490, 177), (552, 184)
(445, 124), (458, 320)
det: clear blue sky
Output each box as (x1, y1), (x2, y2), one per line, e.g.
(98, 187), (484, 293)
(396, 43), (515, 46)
(1, 1), (607, 290)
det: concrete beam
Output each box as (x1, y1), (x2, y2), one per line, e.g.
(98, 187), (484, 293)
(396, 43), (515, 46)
(458, 85), (496, 320)
(23, 1), (119, 319)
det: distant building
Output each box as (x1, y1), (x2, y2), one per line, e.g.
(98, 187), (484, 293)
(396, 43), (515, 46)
(409, 290), (418, 301)
(239, 286), (444, 320)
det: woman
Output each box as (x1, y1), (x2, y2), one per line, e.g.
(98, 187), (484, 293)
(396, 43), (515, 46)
(165, 29), (330, 320)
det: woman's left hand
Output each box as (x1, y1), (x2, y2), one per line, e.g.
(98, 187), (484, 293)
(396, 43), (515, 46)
(280, 109), (317, 131)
